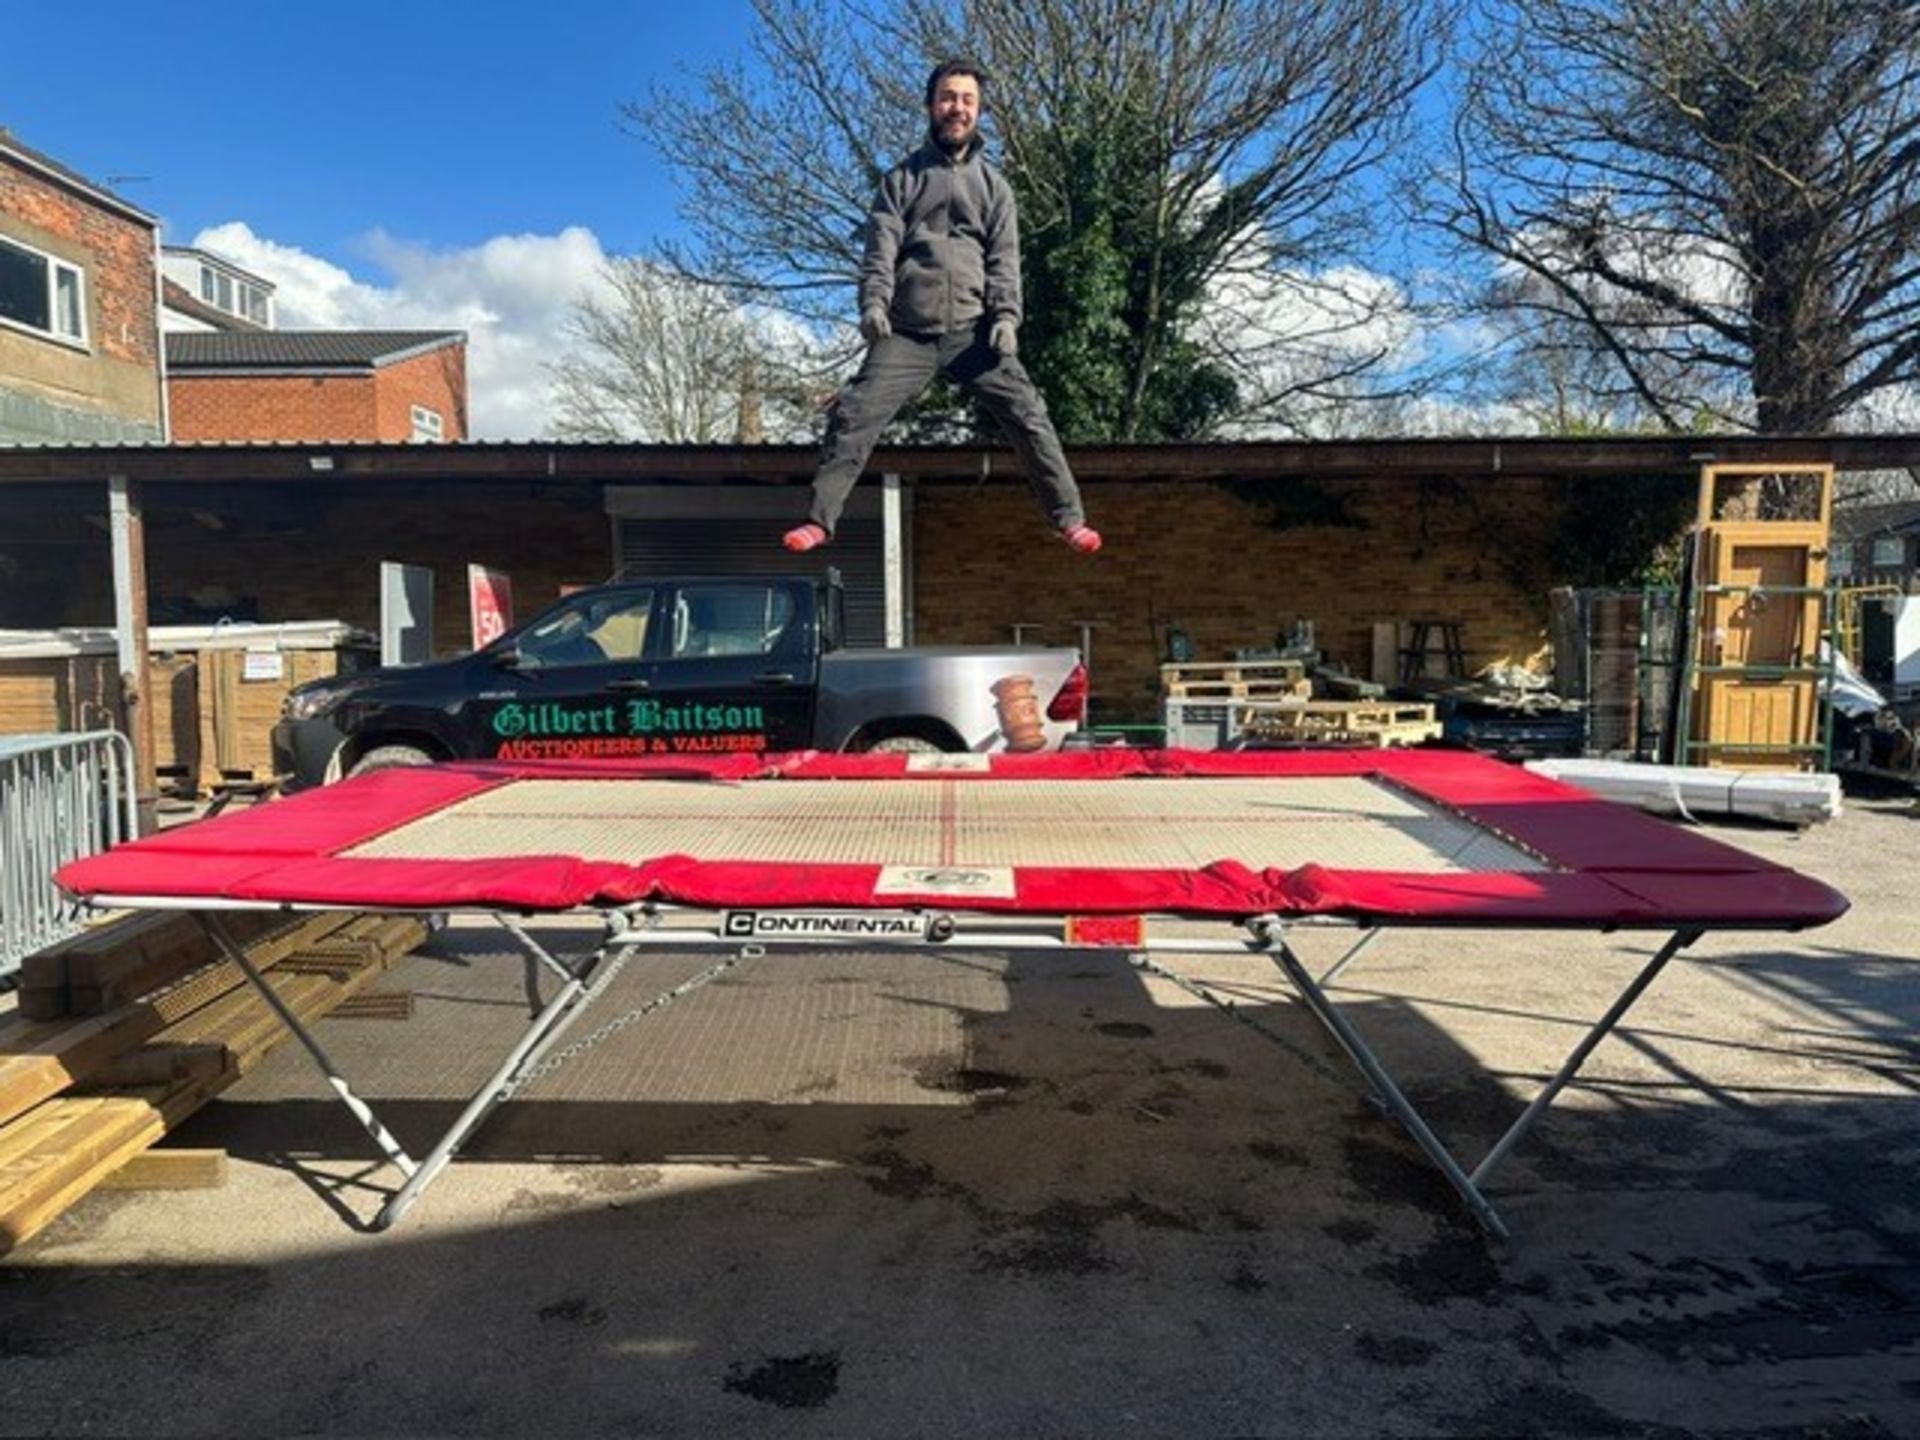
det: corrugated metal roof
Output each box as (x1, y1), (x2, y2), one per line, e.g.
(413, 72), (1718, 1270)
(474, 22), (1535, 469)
(5, 435), (1920, 485)
(1833, 498), (1920, 538)
(165, 330), (465, 369)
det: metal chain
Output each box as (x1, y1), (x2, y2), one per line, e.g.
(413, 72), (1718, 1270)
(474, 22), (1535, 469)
(1128, 952), (1372, 1102)
(507, 950), (749, 1097)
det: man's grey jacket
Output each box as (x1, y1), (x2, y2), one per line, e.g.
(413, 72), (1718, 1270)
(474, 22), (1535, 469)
(858, 136), (1021, 337)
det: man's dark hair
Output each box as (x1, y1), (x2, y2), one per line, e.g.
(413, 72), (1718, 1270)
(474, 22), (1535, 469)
(924, 59), (987, 107)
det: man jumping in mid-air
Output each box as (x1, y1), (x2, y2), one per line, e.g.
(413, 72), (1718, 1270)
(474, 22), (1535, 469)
(783, 59), (1101, 555)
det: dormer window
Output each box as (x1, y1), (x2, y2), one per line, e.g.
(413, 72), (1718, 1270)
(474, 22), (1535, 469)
(198, 262), (271, 325)
(0, 234), (87, 345)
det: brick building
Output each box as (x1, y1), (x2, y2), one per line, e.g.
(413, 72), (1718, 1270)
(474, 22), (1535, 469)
(4, 436), (1913, 724)
(165, 331), (467, 443)
(0, 129), (166, 444)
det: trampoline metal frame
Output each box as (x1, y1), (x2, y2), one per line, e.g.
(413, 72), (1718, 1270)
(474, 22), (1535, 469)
(141, 898), (1710, 1239)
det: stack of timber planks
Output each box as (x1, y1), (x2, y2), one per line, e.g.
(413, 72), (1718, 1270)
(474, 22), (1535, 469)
(0, 908), (428, 1255)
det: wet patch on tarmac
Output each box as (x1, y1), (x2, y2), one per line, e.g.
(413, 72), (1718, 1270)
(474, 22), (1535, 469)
(1365, 1226), (1504, 1306)
(910, 1059), (1030, 1096)
(1247, 1140), (1310, 1168)
(1094, 1021), (1155, 1039)
(1227, 1262), (1268, 1294)
(724, 1350), (841, 1410)
(537, 1296), (607, 1327)
(1445, 1383), (1680, 1439)
(1341, 1134), (1456, 1219)
(973, 1195), (1201, 1277)
(1555, 1253), (1920, 1366)
(857, 1145), (973, 1204)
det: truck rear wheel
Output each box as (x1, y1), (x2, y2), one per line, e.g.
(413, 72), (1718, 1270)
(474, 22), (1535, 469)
(349, 743), (436, 778)
(863, 734), (946, 755)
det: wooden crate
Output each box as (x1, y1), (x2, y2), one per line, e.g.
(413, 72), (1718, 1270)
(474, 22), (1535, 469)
(0, 655), (119, 735)
(196, 649), (344, 789)
(148, 654), (199, 790)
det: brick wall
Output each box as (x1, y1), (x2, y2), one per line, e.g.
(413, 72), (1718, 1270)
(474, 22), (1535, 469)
(373, 346), (468, 441)
(5, 472), (1571, 712)
(0, 152), (162, 436)
(167, 341), (468, 442)
(169, 373), (377, 443)
(913, 475), (1566, 720)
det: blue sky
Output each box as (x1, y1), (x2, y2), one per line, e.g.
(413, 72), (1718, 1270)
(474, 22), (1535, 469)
(8, 1), (780, 434)
(7, 1), (1470, 438)
(9, 0), (757, 263)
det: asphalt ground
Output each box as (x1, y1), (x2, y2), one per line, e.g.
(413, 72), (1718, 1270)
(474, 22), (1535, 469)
(3, 795), (1917, 1437)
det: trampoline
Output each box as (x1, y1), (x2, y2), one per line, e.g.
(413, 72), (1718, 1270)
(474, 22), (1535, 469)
(58, 749), (1847, 1236)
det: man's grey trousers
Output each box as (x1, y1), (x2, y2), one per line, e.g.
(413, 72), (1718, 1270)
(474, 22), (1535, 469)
(808, 324), (1087, 534)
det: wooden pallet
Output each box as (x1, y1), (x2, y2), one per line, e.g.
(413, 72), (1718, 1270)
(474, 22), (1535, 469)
(1236, 700), (1440, 749)
(1166, 677), (1314, 700)
(1163, 661), (1313, 701)
(1163, 659), (1306, 684)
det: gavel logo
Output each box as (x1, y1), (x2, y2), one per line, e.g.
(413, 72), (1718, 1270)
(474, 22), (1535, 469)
(990, 673), (1047, 752)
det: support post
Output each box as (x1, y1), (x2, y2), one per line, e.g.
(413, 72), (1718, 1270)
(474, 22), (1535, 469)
(882, 472), (906, 648)
(108, 475), (158, 834)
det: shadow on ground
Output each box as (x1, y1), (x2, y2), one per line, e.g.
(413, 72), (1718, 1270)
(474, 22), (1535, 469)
(4, 926), (1916, 1438)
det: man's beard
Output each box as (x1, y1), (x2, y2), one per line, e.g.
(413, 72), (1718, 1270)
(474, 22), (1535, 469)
(931, 117), (975, 154)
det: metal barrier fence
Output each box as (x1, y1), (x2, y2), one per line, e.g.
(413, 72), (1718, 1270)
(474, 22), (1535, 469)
(1, 732), (138, 980)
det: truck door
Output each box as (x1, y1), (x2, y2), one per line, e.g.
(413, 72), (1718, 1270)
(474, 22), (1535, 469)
(646, 580), (819, 755)
(465, 586), (661, 761)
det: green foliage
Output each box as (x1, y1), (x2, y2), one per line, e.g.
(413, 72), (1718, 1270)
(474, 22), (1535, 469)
(1548, 475), (1696, 587)
(1215, 477), (1367, 533)
(1013, 104), (1239, 441)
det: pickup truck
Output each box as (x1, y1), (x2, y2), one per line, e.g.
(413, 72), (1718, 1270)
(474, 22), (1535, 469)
(271, 572), (1087, 788)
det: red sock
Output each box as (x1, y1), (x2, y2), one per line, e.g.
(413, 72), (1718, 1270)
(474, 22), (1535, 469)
(1061, 523), (1102, 554)
(783, 523), (829, 553)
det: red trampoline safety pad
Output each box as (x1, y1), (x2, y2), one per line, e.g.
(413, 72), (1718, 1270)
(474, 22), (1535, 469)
(56, 749), (1848, 929)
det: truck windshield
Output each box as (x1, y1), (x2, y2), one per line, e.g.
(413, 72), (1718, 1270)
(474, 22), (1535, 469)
(514, 590), (654, 668)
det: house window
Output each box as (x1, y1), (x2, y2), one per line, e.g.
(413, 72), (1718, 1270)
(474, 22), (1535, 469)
(1869, 536), (1905, 569)
(0, 234), (87, 344)
(1829, 541), (1854, 578)
(201, 264), (271, 325)
(409, 405), (445, 443)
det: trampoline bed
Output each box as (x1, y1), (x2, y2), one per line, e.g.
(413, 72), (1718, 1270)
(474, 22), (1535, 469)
(58, 749), (1848, 1236)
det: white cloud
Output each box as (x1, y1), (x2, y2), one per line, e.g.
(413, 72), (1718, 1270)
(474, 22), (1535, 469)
(187, 221), (619, 439)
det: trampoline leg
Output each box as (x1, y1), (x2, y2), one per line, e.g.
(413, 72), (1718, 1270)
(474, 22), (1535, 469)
(199, 913), (419, 1181)
(1268, 937), (1510, 1239)
(372, 929), (748, 1231)
(1469, 928), (1700, 1187)
(372, 933), (613, 1232)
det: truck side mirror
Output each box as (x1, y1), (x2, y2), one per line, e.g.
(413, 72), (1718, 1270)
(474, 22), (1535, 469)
(490, 642), (524, 670)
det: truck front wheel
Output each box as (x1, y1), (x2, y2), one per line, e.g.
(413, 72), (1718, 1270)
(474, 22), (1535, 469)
(348, 743), (437, 778)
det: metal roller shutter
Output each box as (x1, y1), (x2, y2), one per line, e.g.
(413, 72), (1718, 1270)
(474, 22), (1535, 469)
(606, 487), (899, 648)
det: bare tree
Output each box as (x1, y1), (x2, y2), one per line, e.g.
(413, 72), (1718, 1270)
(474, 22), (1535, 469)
(1429, 0), (1920, 435)
(548, 260), (827, 442)
(630, 0), (1449, 439)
